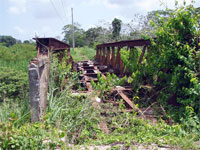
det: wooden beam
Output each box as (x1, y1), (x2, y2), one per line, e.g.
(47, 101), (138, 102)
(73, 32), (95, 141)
(138, 45), (147, 64)
(112, 47), (115, 69)
(106, 47), (111, 66)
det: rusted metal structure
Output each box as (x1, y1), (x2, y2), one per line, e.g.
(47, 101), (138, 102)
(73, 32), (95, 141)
(74, 39), (152, 111)
(33, 37), (70, 52)
(96, 39), (151, 76)
(29, 37), (71, 122)
(33, 37), (71, 59)
(95, 39), (151, 110)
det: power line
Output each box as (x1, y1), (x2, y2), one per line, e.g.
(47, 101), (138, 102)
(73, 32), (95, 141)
(50, 0), (65, 25)
(61, 0), (68, 23)
(71, 8), (75, 48)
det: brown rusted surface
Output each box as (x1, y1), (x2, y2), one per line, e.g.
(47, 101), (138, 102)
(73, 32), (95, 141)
(102, 47), (106, 65)
(138, 45), (147, 64)
(33, 37), (73, 67)
(33, 37), (70, 52)
(96, 39), (151, 48)
(96, 39), (151, 75)
(111, 47), (115, 69)
(106, 47), (111, 66)
(74, 39), (153, 113)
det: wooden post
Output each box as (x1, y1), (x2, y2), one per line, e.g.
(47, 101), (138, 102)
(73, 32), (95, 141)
(138, 45), (147, 64)
(119, 47), (124, 76)
(102, 47), (106, 65)
(96, 47), (99, 61)
(112, 47), (115, 69)
(106, 47), (111, 66)
(99, 47), (102, 62)
(115, 47), (121, 70)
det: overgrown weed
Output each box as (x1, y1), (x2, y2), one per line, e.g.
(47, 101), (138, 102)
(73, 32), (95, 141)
(71, 46), (96, 62)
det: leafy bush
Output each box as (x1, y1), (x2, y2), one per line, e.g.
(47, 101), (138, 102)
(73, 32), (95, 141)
(0, 121), (65, 149)
(0, 43), (36, 72)
(146, 4), (200, 119)
(0, 68), (28, 101)
(120, 2), (200, 122)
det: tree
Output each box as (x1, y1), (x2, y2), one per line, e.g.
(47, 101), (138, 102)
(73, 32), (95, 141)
(0, 36), (16, 47)
(23, 40), (30, 44)
(85, 26), (111, 47)
(62, 23), (86, 47)
(112, 18), (122, 41)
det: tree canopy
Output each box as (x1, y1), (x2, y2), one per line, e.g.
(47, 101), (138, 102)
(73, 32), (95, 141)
(112, 18), (122, 41)
(0, 36), (17, 47)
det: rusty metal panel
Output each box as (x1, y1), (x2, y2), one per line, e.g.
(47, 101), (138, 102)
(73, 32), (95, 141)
(111, 47), (115, 69)
(106, 47), (111, 66)
(102, 47), (106, 65)
(138, 45), (147, 64)
(96, 39), (151, 49)
(33, 37), (70, 52)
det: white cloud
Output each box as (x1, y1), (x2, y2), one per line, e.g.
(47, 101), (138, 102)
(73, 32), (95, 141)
(8, 7), (21, 15)
(14, 26), (25, 34)
(103, 0), (119, 9)
(85, 0), (119, 9)
(8, 0), (27, 15)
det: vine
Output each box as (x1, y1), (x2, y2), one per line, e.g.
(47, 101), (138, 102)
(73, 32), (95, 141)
(122, 2), (200, 122)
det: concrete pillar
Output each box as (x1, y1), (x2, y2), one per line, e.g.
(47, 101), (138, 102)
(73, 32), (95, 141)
(29, 61), (41, 122)
(29, 57), (49, 122)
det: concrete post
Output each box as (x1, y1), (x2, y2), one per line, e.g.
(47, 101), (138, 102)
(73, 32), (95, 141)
(29, 61), (41, 122)
(29, 57), (49, 122)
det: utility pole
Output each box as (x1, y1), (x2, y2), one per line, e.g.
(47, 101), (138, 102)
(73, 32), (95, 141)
(71, 8), (75, 48)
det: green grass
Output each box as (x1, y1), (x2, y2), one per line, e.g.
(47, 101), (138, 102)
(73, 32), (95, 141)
(70, 46), (96, 62)
(0, 43), (36, 125)
(0, 43), (36, 72)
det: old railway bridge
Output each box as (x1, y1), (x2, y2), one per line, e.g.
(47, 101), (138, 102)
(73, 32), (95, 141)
(29, 37), (151, 122)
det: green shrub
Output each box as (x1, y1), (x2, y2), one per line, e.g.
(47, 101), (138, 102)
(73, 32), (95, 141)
(0, 43), (36, 72)
(0, 122), (65, 149)
(0, 68), (28, 101)
(121, 2), (200, 122)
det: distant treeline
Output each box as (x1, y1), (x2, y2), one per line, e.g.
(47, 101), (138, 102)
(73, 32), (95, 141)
(0, 35), (35, 47)
(62, 7), (200, 48)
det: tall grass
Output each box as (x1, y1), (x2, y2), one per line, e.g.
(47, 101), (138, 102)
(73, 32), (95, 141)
(46, 53), (101, 143)
(0, 96), (30, 127)
(0, 43), (35, 125)
(70, 46), (96, 62)
(0, 43), (36, 72)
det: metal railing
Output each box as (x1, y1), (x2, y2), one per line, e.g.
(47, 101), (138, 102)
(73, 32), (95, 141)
(96, 39), (151, 75)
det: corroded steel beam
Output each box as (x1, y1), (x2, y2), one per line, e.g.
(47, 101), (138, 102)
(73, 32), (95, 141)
(96, 39), (151, 48)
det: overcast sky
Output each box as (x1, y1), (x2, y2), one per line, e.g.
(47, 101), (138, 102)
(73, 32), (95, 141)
(0, 0), (199, 41)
